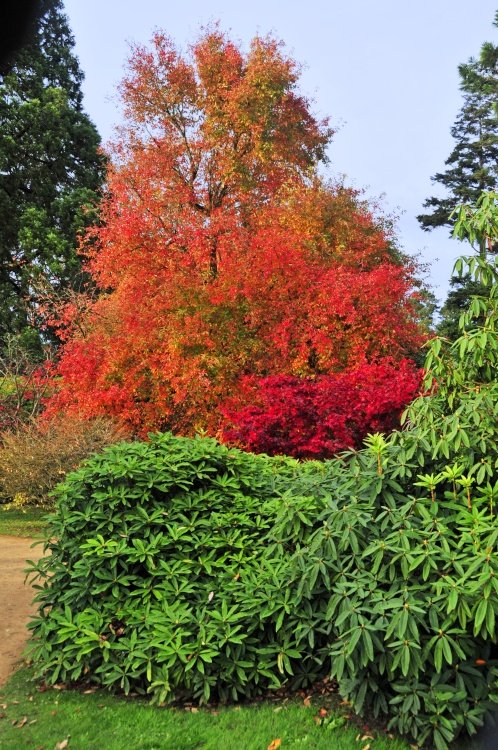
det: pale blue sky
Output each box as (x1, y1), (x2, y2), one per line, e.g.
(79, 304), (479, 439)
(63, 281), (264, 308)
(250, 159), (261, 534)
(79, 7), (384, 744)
(64, 0), (498, 304)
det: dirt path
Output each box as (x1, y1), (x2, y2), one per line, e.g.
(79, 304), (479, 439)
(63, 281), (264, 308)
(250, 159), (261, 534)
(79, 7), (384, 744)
(0, 536), (43, 685)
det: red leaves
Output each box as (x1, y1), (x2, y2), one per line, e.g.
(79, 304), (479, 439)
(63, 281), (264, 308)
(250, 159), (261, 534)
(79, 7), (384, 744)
(221, 360), (422, 459)
(44, 29), (426, 438)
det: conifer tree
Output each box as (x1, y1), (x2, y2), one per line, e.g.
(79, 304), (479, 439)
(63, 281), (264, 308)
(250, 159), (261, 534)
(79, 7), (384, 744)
(0, 0), (105, 350)
(418, 12), (498, 339)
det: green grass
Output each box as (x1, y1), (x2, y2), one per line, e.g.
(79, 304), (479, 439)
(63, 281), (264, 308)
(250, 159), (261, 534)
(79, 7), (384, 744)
(0, 505), (49, 537)
(0, 667), (414, 750)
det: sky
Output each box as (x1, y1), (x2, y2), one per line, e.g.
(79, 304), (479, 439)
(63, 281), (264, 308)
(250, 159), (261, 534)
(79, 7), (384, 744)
(63, 0), (498, 305)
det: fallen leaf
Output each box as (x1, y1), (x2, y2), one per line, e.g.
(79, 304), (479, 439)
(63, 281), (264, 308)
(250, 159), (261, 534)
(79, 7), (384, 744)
(191, 707), (199, 713)
(361, 735), (374, 741)
(268, 739), (282, 750)
(319, 708), (328, 717)
(362, 745), (371, 750)
(55, 739), (70, 750)
(16, 716), (28, 728)
(303, 696), (311, 707)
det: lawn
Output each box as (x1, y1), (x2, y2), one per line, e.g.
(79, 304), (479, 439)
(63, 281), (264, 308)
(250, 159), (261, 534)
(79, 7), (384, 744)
(0, 667), (413, 750)
(0, 505), (49, 537)
(0, 667), (493, 750)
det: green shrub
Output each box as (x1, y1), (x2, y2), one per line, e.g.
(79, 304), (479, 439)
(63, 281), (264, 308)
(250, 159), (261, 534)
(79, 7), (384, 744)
(0, 415), (128, 505)
(28, 434), (327, 704)
(290, 241), (498, 750)
(298, 437), (498, 750)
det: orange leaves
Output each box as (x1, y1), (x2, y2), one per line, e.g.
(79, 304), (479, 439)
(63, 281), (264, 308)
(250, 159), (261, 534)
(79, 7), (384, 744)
(45, 27), (426, 439)
(119, 26), (331, 210)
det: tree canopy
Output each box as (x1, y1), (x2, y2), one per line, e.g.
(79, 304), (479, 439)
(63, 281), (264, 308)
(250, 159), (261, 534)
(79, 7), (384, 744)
(46, 28), (425, 437)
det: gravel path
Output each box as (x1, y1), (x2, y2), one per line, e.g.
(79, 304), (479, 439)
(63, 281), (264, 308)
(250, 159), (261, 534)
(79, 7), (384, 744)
(0, 536), (43, 685)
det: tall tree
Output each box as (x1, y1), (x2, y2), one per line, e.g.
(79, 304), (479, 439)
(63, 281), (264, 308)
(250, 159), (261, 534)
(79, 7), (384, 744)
(418, 12), (498, 339)
(0, 0), (105, 350)
(45, 29), (424, 437)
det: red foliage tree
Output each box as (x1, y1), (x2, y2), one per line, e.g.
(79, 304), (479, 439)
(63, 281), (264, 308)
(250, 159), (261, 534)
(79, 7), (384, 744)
(45, 29), (426, 437)
(220, 360), (422, 459)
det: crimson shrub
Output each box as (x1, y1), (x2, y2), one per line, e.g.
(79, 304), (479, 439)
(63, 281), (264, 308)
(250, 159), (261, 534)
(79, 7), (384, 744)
(221, 359), (422, 458)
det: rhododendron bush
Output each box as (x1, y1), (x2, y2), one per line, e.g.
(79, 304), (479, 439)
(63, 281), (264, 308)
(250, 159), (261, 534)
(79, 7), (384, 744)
(45, 28), (425, 440)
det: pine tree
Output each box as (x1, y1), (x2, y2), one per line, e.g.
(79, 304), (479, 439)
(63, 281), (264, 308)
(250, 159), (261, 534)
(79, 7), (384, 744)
(418, 13), (498, 234)
(418, 87), (498, 233)
(0, 0), (105, 350)
(418, 12), (498, 340)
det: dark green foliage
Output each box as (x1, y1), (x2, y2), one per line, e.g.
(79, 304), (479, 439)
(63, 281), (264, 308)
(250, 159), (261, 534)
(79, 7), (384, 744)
(29, 434), (328, 704)
(302, 435), (498, 750)
(308, 249), (498, 750)
(0, 0), (105, 349)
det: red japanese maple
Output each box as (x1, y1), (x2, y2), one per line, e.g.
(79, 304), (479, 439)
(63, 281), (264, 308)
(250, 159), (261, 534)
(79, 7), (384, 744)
(220, 360), (423, 459)
(45, 29), (426, 438)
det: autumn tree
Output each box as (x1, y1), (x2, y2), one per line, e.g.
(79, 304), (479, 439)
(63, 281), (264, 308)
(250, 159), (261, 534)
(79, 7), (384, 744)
(0, 0), (105, 351)
(47, 29), (425, 439)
